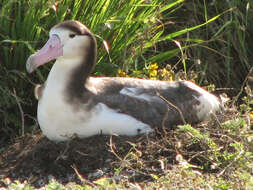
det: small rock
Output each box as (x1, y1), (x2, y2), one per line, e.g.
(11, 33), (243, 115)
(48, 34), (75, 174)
(48, 175), (54, 181)
(114, 175), (120, 182)
(88, 169), (104, 179)
(105, 159), (112, 163)
(103, 167), (109, 172)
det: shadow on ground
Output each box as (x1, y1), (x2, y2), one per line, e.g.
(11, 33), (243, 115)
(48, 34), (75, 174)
(0, 130), (177, 188)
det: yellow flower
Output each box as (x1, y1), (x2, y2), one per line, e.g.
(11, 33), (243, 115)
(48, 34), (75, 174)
(149, 63), (158, 70)
(250, 111), (253, 119)
(117, 69), (127, 77)
(149, 69), (157, 77)
(161, 68), (169, 77)
(160, 68), (174, 81)
(148, 63), (158, 78)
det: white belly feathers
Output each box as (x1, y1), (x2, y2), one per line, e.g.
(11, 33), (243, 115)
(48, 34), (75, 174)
(38, 97), (153, 141)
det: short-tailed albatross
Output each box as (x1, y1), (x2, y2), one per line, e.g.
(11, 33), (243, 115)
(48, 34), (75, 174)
(26, 20), (220, 141)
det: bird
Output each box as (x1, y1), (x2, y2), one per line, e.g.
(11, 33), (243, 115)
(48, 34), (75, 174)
(26, 20), (220, 142)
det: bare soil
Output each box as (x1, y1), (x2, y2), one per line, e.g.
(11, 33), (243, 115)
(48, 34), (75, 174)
(0, 129), (177, 188)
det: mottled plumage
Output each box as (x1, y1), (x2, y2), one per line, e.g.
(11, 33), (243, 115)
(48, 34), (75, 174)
(27, 21), (220, 141)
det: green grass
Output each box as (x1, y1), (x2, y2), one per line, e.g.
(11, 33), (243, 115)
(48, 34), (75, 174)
(182, 0), (253, 88)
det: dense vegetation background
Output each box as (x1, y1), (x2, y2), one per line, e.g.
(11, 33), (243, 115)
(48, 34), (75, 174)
(0, 0), (252, 189)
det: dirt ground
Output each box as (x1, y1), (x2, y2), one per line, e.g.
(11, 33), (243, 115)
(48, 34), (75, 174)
(0, 107), (242, 188)
(0, 129), (177, 188)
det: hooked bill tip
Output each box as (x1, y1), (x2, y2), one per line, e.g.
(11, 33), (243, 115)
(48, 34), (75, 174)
(26, 55), (37, 73)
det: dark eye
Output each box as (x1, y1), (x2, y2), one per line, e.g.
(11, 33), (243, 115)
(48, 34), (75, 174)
(69, 34), (76, 38)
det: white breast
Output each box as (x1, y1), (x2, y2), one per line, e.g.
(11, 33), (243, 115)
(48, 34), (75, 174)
(38, 99), (153, 141)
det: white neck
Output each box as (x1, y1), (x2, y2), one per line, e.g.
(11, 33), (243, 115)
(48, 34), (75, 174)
(42, 58), (83, 101)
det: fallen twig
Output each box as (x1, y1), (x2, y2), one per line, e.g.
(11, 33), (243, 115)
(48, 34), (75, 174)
(156, 92), (186, 125)
(12, 89), (25, 137)
(232, 66), (253, 106)
(71, 164), (97, 187)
